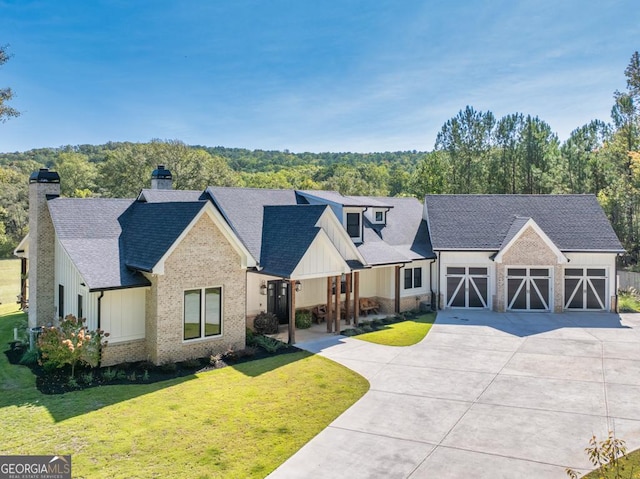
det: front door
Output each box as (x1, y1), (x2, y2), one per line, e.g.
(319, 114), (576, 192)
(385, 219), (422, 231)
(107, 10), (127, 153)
(507, 268), (551, 311)
(267, 280), (290, 324)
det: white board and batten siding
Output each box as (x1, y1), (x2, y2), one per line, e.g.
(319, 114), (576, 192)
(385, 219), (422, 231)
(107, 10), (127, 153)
(54, 238), (146, 343)
(291, 232), (351, 280)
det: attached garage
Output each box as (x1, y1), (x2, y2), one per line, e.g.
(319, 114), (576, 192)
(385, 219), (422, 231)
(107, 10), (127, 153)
(424, 194), (625, 314)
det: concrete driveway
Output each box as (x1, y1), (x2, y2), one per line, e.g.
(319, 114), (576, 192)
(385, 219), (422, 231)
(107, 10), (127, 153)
(267, 310), (640, 479)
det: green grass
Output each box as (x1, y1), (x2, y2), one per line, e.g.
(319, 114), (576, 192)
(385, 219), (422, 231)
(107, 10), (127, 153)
(0, 258), (20, 307)
(583, 448), (640, 478)
(619, 293), (640, 313)
(355, 312), (436, 346)
(0, 306), (369, 478)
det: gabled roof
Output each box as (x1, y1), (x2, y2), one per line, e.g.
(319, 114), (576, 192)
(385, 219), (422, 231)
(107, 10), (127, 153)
(259, 205), (327, 278)
(206, 187), (302, 262)
(424, 194), (625, 252)
(120, 201), (208, 272)
(48, 198), (150, 291)
(494, 217), (568, 264)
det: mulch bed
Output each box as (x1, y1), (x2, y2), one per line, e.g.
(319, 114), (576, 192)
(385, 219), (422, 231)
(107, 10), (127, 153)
(4, 342), (302, 395)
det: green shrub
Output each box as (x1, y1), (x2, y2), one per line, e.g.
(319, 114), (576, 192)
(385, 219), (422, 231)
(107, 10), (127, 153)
(361, 325), (374, 333)
(252, 335), (287, 354)
(102, 367), (117, 382)
(253, 312), (279, 335)
(37, 314), (109, 378)
(19, 348), (39, 365)
(81, 371), (94, 384)
(341, 328), (358, 336)
(181, 358), (202, 369)
(370, 318), (384, 328)
(246, 327), (255, 345)
(295, 310), (312, 329)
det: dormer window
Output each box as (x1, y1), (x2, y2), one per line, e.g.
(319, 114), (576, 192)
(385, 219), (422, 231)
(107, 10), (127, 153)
(375, 211), (383, 222)
(346, 212), (360, 238)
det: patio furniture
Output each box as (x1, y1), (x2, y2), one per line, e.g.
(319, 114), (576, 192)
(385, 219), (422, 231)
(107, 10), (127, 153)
(312, 305), (328, 324)
(359, 298), (380, 316)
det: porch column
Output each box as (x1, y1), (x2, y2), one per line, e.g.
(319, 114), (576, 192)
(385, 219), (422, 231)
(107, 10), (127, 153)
(345, 273), (352, 325)
(395, 265), (401, 314)
(288, 279), (296, 345)
(353, 271), (360, 326)
(326, 276), (333, 332)
(20, 257), (27, 310)
(334, 275), (341, 334)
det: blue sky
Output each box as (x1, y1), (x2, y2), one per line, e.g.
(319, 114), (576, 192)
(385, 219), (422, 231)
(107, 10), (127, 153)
(0, 0), (638, 153)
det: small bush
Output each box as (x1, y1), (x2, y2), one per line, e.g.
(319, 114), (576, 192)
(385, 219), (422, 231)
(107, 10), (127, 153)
(246, 327), (255, 345)
(135, 360), (156, 372)
(237, 346), (257, 358)
(142, 370), (150, 382)
(369, 318), (384, 328)
(81, 371), (94, 384)
(295, 310), (312, 329)
(361, 325), (374, 333)
(253, 312), (279, 335)
(128, 371), (137, 382)
(210, 353), (225, 368)
(341, 328), (358, 336)
(19, 349), (39, 366)
(353, 327), (365, 335)
(67, 377), (79, 389)
(102, 367), (117, 382)
(252, 335), (287, 354)
(116, 369), (127, 380)
(381, 316), (394, 325)
(37, 314), (108, 378)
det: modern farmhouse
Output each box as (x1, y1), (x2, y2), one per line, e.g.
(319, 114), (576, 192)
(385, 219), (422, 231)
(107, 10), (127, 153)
(15, 166), (624, 365)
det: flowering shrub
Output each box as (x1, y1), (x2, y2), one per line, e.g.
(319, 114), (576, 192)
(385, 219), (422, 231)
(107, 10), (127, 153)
(38, 314), (109, 377)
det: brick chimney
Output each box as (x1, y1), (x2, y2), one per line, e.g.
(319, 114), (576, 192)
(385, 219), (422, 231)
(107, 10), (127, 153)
(28, 168), (60, 327)
(151, 165), (173, 190)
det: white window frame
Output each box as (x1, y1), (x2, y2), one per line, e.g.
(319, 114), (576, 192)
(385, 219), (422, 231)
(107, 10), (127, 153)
(343, 207), (363, 243)
(403, 266), (423, 291)
(183, 286), (224, 342)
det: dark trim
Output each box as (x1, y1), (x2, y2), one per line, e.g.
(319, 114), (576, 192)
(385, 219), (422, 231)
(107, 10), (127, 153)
(89, 283), (150, 293)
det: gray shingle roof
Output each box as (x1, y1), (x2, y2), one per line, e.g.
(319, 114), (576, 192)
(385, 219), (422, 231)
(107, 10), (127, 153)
(138, 189), (206, 203)
(206, 187), (301, 261)
(259, 205), (328, 278)
(48, 197), (206, 290)
(120, 201), (206, 272)
(424, 194), (625, 252)
(356, 196), (435, 264)
(48, 198), (150, 290)
(298, 190), (393, 208)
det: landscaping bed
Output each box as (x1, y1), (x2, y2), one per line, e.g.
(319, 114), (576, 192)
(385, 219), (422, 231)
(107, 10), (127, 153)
(341, 310), (436, 346)
(5, 333), (301, 395)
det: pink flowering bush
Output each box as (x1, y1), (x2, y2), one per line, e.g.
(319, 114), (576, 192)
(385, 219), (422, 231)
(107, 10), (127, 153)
(38, 314), (109, 378)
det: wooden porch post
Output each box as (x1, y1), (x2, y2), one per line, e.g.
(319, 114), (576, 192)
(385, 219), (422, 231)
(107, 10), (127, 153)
(288, 280), (296, 344)
(334, 275), (341, 334)
(395, 265), (401, 314)
(326, 276), (333, 333)
(353, 271), (360, 326)
(20, 257), (27, 310)
(345, 273), (352, 325)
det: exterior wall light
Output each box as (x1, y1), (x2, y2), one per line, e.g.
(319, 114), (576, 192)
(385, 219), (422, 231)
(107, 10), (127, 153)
(260, 281), (267, 295)
(295, 280), (302, 292)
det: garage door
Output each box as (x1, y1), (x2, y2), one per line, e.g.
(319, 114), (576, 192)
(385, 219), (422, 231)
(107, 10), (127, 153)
(564, 268), (607, 310)
(446, 267), (489, 308)
(507, 268), (550, 311)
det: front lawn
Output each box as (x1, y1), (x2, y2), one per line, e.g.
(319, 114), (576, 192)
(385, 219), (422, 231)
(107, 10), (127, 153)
(355, 312), (436, 346)
(0, 306), (369, 478)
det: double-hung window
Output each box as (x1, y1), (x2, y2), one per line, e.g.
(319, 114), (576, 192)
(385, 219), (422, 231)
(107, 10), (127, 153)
(404, 267), (423, 290)
(184, 287), (222, 340)
(346, 213), (360, 238)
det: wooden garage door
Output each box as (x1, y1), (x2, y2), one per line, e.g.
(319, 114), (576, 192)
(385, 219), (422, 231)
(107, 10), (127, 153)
(564, 268), (607, 310)
(446, 267), (489, 308)
(507, 268), (550, 311)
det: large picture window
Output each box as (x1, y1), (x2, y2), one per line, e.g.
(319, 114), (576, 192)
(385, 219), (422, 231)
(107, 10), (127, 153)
(184, 287), (222, 341)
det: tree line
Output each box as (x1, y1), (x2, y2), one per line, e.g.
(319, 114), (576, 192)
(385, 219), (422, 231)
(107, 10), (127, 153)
(0, 52), (638, 264)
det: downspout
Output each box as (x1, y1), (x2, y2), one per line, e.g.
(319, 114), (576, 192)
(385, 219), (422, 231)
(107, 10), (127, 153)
(97, 291), (104, 330)
(615, 256), (620, 313)
(436, 252), (441, 310)
(428, 259), (436, 311)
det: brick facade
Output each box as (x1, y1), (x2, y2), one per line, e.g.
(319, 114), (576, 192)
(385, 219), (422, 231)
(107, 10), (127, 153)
(495, 226), (563, 312)
(102, 339), (148, 366)
(28, 180), (60, 328)
(145, 213), (246, 365)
